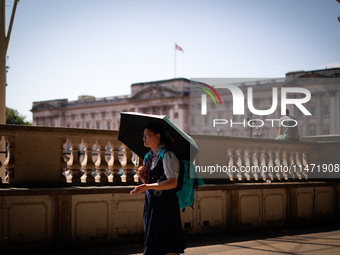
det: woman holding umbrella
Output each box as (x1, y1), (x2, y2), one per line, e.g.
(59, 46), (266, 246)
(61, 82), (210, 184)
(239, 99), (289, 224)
(130, 122), (186, 255)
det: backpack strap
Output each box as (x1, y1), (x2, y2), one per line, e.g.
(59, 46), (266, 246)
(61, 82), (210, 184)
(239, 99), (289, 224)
(158, 147), (171, 161)
(143, 152), (150, 162)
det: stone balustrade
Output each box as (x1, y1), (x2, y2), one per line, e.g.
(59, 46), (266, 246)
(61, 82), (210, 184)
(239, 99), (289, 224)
(0, 125), (140, 187)
(192, 135), (340, 182)
(1, 125), (339, 187)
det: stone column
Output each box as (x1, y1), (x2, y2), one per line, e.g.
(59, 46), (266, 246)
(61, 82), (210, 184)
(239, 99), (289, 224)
(101, 111), (106, 130)
(335, 89), (340, 134)
(302, 112), (308, 137)
(53, 114), (59, 127)
(81, 113), (85, 128)
(91, 112), (96, 129)
(60, 113), (66, 127)
(330, 90), (336, 134)
(110, 111), (116, 130)
(70, 114), (76, 128)
(316, 92), (322, 135)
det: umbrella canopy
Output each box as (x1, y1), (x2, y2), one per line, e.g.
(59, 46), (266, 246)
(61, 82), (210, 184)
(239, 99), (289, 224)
(117, 112), (199, 162)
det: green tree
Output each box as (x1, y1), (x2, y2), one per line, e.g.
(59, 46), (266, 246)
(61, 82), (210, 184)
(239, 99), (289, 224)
(6, 107), (31, 125)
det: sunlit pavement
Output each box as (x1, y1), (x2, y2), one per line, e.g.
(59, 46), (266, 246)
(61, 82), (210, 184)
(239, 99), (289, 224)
(8, 225), (340, 255)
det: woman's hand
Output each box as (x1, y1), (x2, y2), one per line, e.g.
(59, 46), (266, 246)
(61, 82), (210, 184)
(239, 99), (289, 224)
(137, 166), (147, 183)
(130, 178), (177, 195)
(130, 184), (149, 194)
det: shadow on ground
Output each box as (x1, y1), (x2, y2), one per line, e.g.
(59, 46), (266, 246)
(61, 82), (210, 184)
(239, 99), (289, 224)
(5, 224), (340, 255)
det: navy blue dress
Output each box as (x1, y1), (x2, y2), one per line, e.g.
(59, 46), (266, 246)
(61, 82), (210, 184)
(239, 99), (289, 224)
(143, 155), (186, 255)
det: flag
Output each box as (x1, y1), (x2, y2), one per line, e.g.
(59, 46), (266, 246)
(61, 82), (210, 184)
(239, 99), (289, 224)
(175, 44), (184, 52)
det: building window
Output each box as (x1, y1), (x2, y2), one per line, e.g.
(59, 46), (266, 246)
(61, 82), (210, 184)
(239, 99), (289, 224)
(323, 105), (329, 117)
(97, 122), (101, 129)
(218, 112), (224, 119)
(323, 128), (330, 135)
(191, 115), (195, 126)
(297, 110), (302, 118)
(309, 129), (316, 136)
(86, 123), (90, 129)
(205, 114), (209, 124)
(233, 115), (237, 122)
(76, 123), (80, 128)
(310, 106), (315, 116)
(174, 112), (179, 118)
(107, 121), (111, 130)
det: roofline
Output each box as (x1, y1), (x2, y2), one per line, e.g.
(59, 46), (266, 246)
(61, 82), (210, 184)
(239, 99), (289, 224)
(131, 77), (191, 87)
(32, 98), (68, 104)
(286, 67), (340, 74)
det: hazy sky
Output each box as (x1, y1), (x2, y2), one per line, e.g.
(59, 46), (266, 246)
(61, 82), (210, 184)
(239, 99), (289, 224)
(4, 0), (340, 122)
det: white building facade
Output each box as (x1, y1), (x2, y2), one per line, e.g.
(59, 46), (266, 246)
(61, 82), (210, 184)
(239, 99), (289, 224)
(32, 68), (340, 139)
(32, 78), (191, 133)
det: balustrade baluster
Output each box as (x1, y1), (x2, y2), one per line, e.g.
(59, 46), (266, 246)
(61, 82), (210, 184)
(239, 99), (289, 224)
(108, 140), (123, 185)
(60, 138), (67, 183)
(252, 150), (261, 181)
(295, 152), (303, 180)
(66, 138), (82, 184)
(236, 150), (245, 181)
(121, 145), (136, 185)
(3, 135), (14, 183)
(267, 150), (275, 181)
(288, 152), (296, 180)
(302, 152), (309, 179)
(281, 151), (289, 180)
(227, 149), (236, 181)
(243, 149), (252, 181)
(275, 150), (282, 181)
(260, 151), (268, 181)
(95, 139), (109, 184)
(81, 138), (96, 184)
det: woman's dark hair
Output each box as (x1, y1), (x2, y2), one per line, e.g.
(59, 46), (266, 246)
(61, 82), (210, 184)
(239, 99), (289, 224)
(144, 122), (166, 144)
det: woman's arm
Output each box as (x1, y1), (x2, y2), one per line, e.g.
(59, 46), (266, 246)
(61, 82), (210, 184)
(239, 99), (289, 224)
(130, 178), (177, 194)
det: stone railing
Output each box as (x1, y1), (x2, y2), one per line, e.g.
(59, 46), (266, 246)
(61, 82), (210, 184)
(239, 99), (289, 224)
(0, 125), (140, 187)
(1, 125), (339, 187)
(192, 135), (340, 182)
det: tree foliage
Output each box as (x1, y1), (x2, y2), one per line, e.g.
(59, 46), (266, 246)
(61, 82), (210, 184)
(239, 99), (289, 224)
(6, 107), (31, 125)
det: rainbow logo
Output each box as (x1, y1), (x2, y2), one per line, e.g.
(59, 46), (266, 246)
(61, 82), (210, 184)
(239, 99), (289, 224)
(197, 83), (222, 115)
(196, 83), (222, 106)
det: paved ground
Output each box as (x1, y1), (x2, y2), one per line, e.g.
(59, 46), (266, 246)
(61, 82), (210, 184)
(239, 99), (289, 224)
(6, 225), (340, 255)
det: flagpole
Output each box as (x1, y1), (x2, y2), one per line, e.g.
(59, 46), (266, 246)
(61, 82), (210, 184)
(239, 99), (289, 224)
(174, 42), (176, 78)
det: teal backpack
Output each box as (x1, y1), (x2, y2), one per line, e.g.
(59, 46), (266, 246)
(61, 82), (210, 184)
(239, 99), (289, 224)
(144, 147), (204, 210)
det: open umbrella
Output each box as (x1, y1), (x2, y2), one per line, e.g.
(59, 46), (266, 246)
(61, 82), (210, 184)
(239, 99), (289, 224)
(117, 112), (199, 162)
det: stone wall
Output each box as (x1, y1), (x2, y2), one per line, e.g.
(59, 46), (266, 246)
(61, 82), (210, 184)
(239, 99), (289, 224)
(0, 182), (339, 251)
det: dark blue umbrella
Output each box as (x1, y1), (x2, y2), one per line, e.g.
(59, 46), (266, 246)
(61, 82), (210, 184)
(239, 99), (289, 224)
(117, 112), (199, 162)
